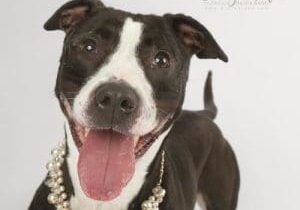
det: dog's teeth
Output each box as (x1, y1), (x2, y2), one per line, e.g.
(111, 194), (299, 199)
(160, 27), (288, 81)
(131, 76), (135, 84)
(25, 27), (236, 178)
(133, 136), (140, 146)
(84, 128), (90, 137)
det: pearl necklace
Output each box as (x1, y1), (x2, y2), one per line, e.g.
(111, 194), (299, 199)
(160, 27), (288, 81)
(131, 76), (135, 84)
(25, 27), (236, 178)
(45, 142), (70, 210)
(45, 142), (167, 210)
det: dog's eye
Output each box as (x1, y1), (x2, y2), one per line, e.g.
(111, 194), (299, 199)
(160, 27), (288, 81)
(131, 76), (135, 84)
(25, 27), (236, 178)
(153, 51), (170, 68)
(83, 40), (97, 53)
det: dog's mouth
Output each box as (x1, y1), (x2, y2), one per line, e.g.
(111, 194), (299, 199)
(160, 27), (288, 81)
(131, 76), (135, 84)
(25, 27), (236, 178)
(69, 120), (162, 201)
(62, 94), (166, 201)
(72, 122), (136, 201)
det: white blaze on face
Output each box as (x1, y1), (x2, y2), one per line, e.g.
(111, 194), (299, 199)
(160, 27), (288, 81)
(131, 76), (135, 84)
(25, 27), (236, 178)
(73, 18), (157, 136)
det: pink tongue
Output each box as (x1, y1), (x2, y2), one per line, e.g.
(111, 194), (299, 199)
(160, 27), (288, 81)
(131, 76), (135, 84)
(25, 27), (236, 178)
(78, 130), (135, 201)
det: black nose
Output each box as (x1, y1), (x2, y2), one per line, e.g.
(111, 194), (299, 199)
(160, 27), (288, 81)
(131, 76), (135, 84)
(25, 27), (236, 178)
(95, 82), (139, 114)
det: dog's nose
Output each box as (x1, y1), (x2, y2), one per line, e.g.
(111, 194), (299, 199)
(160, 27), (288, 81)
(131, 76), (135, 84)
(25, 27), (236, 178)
(95, 82), (139, 114)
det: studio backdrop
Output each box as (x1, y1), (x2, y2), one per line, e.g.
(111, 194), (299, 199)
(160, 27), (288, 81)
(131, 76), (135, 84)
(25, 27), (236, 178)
(0, 0), (299, 210)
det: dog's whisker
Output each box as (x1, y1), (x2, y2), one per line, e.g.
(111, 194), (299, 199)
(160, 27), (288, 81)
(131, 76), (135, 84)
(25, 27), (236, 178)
(157, 108), (169, 115)
(64, 93), (78, 96)
(65, 98), (75, 101)
(64, 91), (78, 94)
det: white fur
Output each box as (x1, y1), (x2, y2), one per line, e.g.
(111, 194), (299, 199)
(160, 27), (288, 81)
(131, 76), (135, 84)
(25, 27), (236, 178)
(73, 18), (157, 136)
(196, 193), (207, 210)
(65, 119), (172, 210)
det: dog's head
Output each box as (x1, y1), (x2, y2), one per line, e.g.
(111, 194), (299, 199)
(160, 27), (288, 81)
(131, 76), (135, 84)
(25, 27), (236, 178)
(45, 0), (227, 201)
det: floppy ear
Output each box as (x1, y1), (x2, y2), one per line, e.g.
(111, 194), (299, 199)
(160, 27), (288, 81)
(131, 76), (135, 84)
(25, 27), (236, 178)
(164, 14), (228, 62)
(44, 0), (105, 32)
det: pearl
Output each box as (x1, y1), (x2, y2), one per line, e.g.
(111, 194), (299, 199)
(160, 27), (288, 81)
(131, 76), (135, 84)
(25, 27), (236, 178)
(50, 173), (56, 178)
(52, 182), (60, 189)
(56, 177), (63, 184)
(55, 157), (64, 164)
(149, 196), (155, 201)
(156, 197), (163, 203)
(59, 186), (65, 192)
(60, 150), (66, 156)
(58, 154), (65, 159)
(155, 189), (166, 198)
(45, 179), (53, 187)
(54, 162), (62, 169)
(142, 200), (152, 209)
(46, 162), (55, 170)
(58, 142), (65, 148)
(51, 148), (60, 157)
(62, 201), (70, 207)
(61, 193), (67, 200)
(47, 193), (58, 204)
(152, 201), (158, 208)
(152, 186), (162, 194)
(52, 189), (61, 194)
(56, 204), (64, 210)
(56, 170), (63, 177)
(57, 197), (64, 203)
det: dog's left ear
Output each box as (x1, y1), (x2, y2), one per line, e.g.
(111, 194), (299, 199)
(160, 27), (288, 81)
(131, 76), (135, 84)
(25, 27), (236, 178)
(44, 0), (105, 32)
(164, 14), (228, 62)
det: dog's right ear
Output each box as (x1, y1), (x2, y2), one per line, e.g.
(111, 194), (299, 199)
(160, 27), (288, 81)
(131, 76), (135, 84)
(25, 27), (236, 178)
(44, 0), (105, 32)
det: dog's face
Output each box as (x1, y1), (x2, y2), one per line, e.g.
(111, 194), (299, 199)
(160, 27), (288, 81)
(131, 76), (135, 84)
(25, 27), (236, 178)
(45, 0), (227, 201)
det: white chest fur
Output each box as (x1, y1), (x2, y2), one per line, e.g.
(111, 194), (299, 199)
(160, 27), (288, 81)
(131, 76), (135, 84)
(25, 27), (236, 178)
(65, 121), (171, 210)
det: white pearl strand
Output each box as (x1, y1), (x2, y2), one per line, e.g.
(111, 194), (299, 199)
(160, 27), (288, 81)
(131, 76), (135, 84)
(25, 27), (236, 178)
(141, 150), (166, 210)
(45, 142), (166, 210)
(45, 142), (70, 210)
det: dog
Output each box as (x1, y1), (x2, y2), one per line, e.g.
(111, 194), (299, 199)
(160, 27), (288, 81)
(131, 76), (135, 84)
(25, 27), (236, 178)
(29, 0), (240, 209)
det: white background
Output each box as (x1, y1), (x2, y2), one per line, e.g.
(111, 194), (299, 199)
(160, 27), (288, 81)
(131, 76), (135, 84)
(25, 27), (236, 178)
(1, 0), (300, 209)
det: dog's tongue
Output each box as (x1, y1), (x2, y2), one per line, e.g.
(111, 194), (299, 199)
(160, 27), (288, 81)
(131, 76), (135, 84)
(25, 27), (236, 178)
(78, 129), (135, 201)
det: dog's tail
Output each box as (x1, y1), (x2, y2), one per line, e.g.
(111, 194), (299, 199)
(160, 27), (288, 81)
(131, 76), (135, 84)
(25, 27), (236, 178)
(198, 71), (217, 120)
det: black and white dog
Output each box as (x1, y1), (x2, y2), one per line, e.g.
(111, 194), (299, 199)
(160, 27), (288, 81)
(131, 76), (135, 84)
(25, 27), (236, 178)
(29, 0), (239, 209)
